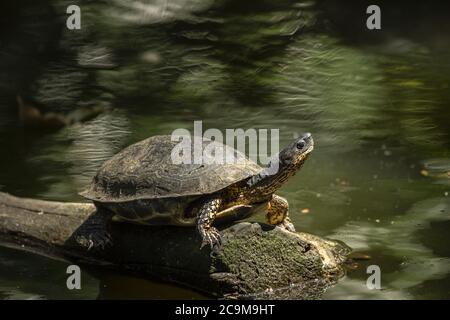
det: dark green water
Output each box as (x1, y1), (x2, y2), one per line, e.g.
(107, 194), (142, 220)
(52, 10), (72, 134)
(0, 0), (449, 299)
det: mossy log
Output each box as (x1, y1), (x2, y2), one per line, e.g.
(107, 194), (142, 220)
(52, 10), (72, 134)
(0, 192), (350, 299)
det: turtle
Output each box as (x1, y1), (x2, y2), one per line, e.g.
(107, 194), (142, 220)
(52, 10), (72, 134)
(78, 132), (314, 250)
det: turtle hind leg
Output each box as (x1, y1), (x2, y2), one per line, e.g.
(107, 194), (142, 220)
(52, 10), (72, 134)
(71, 207), (114, 251)
(266, 194), (296, 232)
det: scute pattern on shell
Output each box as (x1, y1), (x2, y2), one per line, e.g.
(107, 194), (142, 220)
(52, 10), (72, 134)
(81, 135), (262, 202)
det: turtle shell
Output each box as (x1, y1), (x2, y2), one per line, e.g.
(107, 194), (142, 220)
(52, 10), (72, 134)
(80, 135), (262, 204)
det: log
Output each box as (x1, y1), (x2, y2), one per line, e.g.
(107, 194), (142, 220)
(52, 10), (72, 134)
(0, 192), (350, 299)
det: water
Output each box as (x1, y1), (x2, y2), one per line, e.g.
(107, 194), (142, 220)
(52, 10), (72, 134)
(0, 0), (449, 299)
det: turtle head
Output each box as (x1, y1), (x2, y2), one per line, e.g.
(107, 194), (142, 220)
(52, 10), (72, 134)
(277, 132), (314, 171)
(246, 133), (314, 196)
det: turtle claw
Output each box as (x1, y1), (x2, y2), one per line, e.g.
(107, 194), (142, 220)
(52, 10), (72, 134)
(278, 217), (296, 233)
(76, 231), (112, 251)
(200, 227), (222, 250)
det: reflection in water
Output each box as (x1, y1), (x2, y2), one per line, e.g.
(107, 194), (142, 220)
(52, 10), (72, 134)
(0, 245), (207, 299)
(0, 0), (449, 299)
(0, 246), (99, 300)
(325, 196), (450, 299)
(96, 272), (208, 300)
(107, 0), (215, 24)
(25, 110), (131, 201)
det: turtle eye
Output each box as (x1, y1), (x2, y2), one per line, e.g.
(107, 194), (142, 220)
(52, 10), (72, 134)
(296, 140), (305, 150)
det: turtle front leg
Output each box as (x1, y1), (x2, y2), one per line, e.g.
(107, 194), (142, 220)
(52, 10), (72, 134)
(197, 197), (222, 249)
(266, 194), (296, 232)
